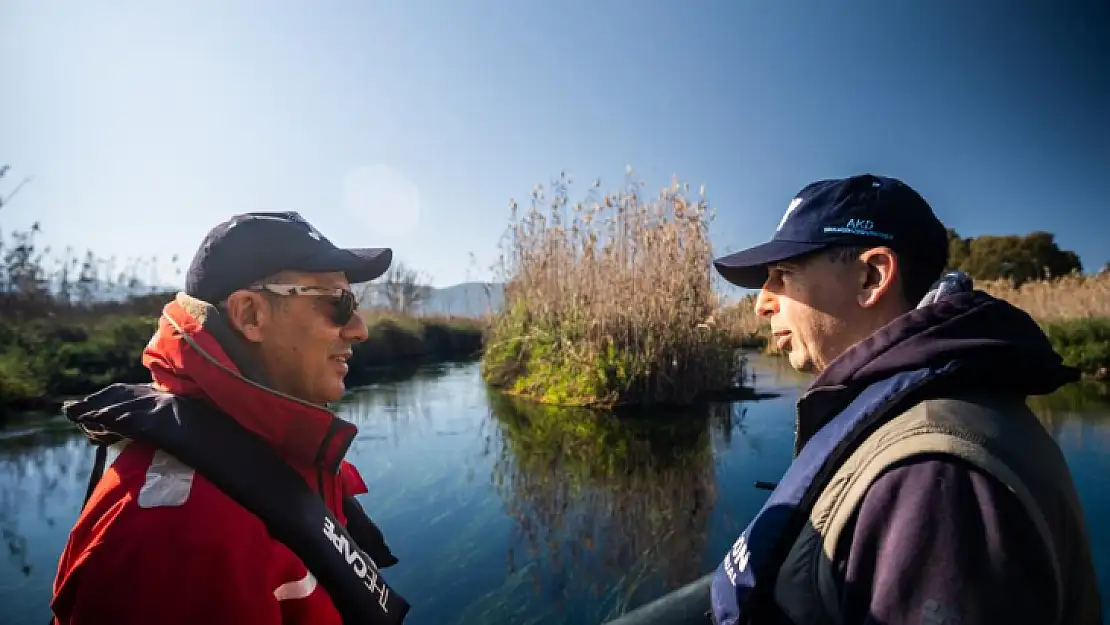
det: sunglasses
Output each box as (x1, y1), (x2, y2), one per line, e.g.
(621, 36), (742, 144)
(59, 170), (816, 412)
(251, 283), (360, 326)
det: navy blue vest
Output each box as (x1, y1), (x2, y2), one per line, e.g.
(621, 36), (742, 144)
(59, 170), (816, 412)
(709, 363), (958, 625)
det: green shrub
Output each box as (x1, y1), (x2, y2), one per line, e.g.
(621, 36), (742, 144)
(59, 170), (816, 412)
(0, 315), (156, 410)
(0, 348), (46, 408)
(1041, 317), (1110, 378)
(345, 313), (484, 372)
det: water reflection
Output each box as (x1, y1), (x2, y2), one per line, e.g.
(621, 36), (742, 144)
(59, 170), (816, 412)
(0, 420), (88, 584)
(338, 360), (481, 445)
(484, 391), (742, 602)
(1028, 382), (1110, 450)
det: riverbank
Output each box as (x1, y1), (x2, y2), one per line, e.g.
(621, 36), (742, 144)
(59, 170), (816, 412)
(0, 309), (485, 416)
(721, 273), (1110, 382)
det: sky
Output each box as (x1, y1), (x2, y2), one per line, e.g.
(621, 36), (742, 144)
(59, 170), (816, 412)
(2, 0), (1108, 289)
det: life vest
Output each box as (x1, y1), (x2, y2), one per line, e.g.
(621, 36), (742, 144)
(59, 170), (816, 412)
(69, 384), (411, 625)
(708, 363), (958, 625)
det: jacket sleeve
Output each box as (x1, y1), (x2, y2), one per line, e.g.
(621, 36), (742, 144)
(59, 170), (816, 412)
(52, 520), (281, 625)
(833, 455), (1059, 625)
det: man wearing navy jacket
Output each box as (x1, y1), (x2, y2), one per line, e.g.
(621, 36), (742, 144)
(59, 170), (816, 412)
(709, 174), (1101, 625)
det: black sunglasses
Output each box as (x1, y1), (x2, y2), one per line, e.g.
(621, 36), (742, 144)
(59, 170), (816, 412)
(251, 283), (360, 326)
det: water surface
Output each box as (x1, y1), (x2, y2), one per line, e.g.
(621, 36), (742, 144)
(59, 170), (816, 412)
(1, 355), (1107, 624)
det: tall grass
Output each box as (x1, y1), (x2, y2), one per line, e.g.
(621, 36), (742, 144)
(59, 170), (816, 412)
(480, 170), (739, 408)
(715, 293), (768, 349)
(978, 273), (1110, 320)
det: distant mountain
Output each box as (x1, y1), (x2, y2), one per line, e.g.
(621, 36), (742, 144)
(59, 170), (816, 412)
(358, 281), (504, 317)
(422, 282), (504, 317)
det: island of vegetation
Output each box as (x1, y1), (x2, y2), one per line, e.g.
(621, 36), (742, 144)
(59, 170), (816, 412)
(480, 171), (743, 408)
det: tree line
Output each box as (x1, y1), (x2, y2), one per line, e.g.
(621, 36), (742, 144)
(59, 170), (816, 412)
(945, 228), (1103, 287)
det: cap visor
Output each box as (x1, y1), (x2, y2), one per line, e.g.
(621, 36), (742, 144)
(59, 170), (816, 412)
(713, 240), (828, 288)
(302, 247), (393, 284)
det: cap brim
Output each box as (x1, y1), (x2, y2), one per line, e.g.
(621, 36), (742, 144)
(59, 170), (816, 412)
(301, 247), (393, 284)
(713, 240), (829, 289)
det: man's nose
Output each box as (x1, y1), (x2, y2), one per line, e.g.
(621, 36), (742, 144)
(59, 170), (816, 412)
(754, 288), (777, 319)
(343, 311), (370, 343)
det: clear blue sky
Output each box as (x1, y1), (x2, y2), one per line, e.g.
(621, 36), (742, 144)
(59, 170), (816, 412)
(3, 1), (1108, 288)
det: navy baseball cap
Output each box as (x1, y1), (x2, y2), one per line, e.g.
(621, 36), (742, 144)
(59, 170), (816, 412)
(185, 211), (393, 303)
(713, 174), (948, 289)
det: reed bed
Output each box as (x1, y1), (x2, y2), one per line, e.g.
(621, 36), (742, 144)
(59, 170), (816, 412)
(978, 273), (1110, 321)
(480, 171), (739, 408)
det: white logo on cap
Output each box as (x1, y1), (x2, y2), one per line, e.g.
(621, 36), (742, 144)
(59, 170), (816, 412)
(823, 218), (894, 240)
(777, 197), (803, 232)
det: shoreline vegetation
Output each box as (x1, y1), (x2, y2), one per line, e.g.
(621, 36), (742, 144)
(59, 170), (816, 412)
(3, 171), (1108, 416)
(479, 171), (743, 409)
(0, 303), (484, 416)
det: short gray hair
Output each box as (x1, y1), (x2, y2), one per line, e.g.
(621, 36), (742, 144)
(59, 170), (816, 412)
(819, 245), (940, 307)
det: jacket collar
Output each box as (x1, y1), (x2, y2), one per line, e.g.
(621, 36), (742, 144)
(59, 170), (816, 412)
(141, 293), (357, 474)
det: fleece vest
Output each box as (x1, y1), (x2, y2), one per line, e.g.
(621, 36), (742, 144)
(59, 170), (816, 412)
(709, 365), (1100, 625)
(772, 390), (1101, 625)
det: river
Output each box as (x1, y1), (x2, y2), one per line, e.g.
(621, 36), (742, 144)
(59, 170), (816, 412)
(2, 354), (1108, 624)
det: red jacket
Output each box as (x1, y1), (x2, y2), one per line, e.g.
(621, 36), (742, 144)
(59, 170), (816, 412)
(51, 298), (371, 625)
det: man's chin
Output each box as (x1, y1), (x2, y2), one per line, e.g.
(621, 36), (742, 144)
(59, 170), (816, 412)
(318, 381), (347, 405)
(787, 351), (814, 373)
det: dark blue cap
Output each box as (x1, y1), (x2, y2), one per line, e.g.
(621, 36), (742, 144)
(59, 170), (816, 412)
(185, 211), (392, 303)
(713, 174), (948, 289)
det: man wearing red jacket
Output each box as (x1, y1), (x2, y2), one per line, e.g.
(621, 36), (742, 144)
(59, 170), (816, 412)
(50, 211), (405, 624)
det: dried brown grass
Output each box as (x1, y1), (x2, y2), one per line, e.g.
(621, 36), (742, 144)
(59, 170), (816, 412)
(977, 273), (1110, 320)
(481, 170), (739, 407)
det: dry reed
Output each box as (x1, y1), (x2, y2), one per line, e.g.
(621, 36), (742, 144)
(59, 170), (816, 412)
(481, 170), (738, 407)
(977, 273), (1110, 320)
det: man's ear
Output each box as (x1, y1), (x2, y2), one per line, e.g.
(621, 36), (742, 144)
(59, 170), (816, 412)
(857, 247), (898, 309)
(222, 291), (272, 343)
